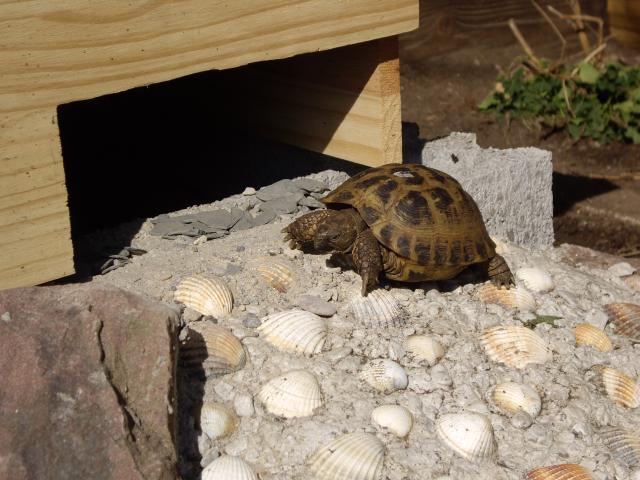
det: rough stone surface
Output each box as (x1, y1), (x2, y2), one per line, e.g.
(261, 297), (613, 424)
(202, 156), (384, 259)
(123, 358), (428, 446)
(0, 285), (179, 480)
(419, 132), (554, 248)
(294, 294), (338, 317)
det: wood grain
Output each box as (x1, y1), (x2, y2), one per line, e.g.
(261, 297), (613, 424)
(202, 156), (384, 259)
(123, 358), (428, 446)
(609, 0), (640, 47)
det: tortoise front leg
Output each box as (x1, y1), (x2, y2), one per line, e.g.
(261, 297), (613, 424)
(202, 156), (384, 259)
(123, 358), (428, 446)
(487, 254), (515, 288)
(282, 210), (333, 251)
(352, 228), (383, 296)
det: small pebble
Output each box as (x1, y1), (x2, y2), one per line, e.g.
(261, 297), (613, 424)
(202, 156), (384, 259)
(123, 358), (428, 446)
(233, 393), (255, 417)
(1, 312), (11, 323)
(241, 313), (261, 329)
(294, 295), (337, 317)
(182, 308), (202, 324)
(608, 261), (635, 277)
(242, 187), (256, 195)
(510, 410), (533, 429)
(193, 235), (208, 245)
(323, 347), (353, 364)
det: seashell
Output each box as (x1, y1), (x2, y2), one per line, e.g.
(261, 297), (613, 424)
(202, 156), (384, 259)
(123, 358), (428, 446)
(200, 402), (238, 439)
(435, 412), (496, 461)
(591, 365), (640, 409)
(256, 259), (295, 293)
(308, 432), (385, 480)
(525, 464), (594, 479)
(516, 267), (555, 293)
(201, 455), (257, 480)
(360, 359), (408, 393)
(350, 289), (405, 328)
(604, 303), (640, 343)
(474, 283), (536, 311)
(175, 276), (233, 318)
(574, 323), (613, 352)
(256, 369), (323, 418)
(257, 309), (327, 356)
(490, 236), (509, 255)
(404, 334), (445, 366)
(490, 382), (541, 417)
(480, 325), (551, 369)
(623, 273), (640, 293)
(180, 322), (246, 375)
(371, 405), (413, 438)
(600, 426), (640, 469)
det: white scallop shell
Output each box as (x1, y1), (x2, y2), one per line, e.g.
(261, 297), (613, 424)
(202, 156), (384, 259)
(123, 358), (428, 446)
(258, 309), (327, 356)
(350, 289), (405, 328)
(600, 426), (640, 469)
(481, 325), (551, 369)
(474, 283), (536, 311)
(604, 303), (640, 343)
(404, 334), (445, 366)
(525, 464), (595, 479)
(574, 323), (613, 352)
(371, 405), (413, 438)
(360, 359), (408, 393)
(179, 323), (246, 375)
(435, 412), (496, 461)
(592, 365), (640, 409)
(201, 455), (257, 480)
(256, 369), (323, 418)
(516, 267), (555, 293)
(200, 402), (238, 439)
(175, 276), (233, 318)
(490, 382), (542, 417)
(490, 236), (510, 255)
(308, 432), (385, 480)
(256, 259), (295, 293)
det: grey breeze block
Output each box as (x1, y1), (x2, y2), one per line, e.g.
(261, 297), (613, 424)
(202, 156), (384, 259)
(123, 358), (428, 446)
(420, 132), (554, 249)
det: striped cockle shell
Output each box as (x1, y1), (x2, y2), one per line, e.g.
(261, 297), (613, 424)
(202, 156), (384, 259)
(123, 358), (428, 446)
(516, 267), (555, 293)
(255, 258), (295, 293)
(591, 365), (640, 409)
(574, 323), (613, 352)
(435, 412), (496, 461)
(200, 402), (238, 440)
(481, 325), (551, 369)
(256, 369), (323, 418)
(474, 283), (536, 311)
(175, 276), (233, 318)
(404, 334), (445, 366)
(604, 303), (640, 343)
(350, 289), (405, 328)
(600, 426), (640, 469)
(489, 382), (541, 417)
(179, 322), (246, 375)
(201, 455), (257, 480)
(257, 309), (327, 356)
(525, 464), (594, 479)
(360, 359), (408, 393)
(371, 405), (413, 438)
(308, 432), (385, 480)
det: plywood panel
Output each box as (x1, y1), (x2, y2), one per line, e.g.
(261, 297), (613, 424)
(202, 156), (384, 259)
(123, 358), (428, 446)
(609, 0), (640, 48)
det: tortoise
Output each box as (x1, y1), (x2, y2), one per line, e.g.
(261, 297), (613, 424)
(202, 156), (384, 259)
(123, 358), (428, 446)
(282, 163), (514, 296)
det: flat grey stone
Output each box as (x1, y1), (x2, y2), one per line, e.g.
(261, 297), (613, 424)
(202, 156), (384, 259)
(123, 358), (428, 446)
(262, 193), (304, 215)
(256, 180), (304, 201)
(187, 210), (239, 230)
(298, 196), (325, 209)
(291, 178), (328, 193)
(230, 212), (256, 232)
(252, 209), (277, 226)
(149, 218), (188, 236)
(294, 294), (337, 317)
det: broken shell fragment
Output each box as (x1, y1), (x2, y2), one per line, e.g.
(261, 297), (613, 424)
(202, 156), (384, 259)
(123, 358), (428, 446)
(180, 323), (246, 375)
(360, 359), (408, 393)
(474, 283), (536, 311)
(257, 309), (327, 356)
(308, 432), (385, 480)
(600, 426), (640, 469)
(623, 274), (640, 293)
(525, 464), (594, 479)
(200, 402), (238, 440)
(435, 412), (496, 461)
(201, 455), (257, 480)
(256, 369), (323, 418)
(371, 405), (413, 438)
(574, 323), (613, 352)
(481, 325), (551, 369)
(490, 382), (541, 418)
(604, 303), (640, 343)
(256, 259), (295, 293)
(350, 289), (405, 328)
(516, 267), (555, 293)
(591, 365), (640, 409)
(404, 334), (445, 366)
(175, 276), (233, 318)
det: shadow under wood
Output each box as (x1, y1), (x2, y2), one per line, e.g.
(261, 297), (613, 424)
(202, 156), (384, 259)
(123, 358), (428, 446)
(552, 171), (618, 216)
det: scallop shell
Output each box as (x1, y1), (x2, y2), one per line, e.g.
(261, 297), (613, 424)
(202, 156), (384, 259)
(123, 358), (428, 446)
(404, 334), (445, 366)
(515, 267), (554, 293)
(525, 464), (594, 479)
(435, 412), (496, 461)
(256, 369), (323, 418)
(604, 303), (640, 343)
(308, 432), (385, 480)
(256, 259), (295, 293)
(600, 426), (640, 469)
(360, 359), (408, 393)
(200, 402), (238, 439)
(175, 276), (233, 318)
(623, 273), (640, 293)
(371, 405), (413, 438)
(257, 309), (327, 356)
(201, 455), (257, 480)
(592, 365), (640, 409)
(490, 236), (509, 255)
(350, 289), (405, 328)
(474, 283), (536, 311)
(480, 325), (551, 369)
(574, 323), (613, 352)
(180, 322), (246, 375)
(490, 382), (541, 417)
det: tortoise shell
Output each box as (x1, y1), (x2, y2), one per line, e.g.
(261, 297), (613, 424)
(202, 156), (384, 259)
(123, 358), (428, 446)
(321, 163), (495, 268)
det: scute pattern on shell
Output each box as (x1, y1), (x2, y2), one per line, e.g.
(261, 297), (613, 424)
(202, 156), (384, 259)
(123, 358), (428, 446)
(525, 464), (594, 479)
(604, 303), (640, 343)
(308, 432), (385, 480)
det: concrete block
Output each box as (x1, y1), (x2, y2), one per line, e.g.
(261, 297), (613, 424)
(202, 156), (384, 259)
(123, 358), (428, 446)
(419, 132), (553, 248)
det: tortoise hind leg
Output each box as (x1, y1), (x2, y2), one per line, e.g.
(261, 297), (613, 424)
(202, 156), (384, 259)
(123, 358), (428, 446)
(487, 254), (514, 288)
(282, 210), (333, 251)
(352, 229), (383, 296)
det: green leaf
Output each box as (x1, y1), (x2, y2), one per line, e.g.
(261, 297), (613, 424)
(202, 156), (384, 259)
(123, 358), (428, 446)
(578, 62), (601, 84)
(624, 126), (640, 143)
(478, 94), (499, 110)
(521, 315), (563, 329)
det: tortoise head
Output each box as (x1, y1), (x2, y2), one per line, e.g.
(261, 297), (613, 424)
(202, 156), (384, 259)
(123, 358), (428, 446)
(314, 210), (360, 253)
